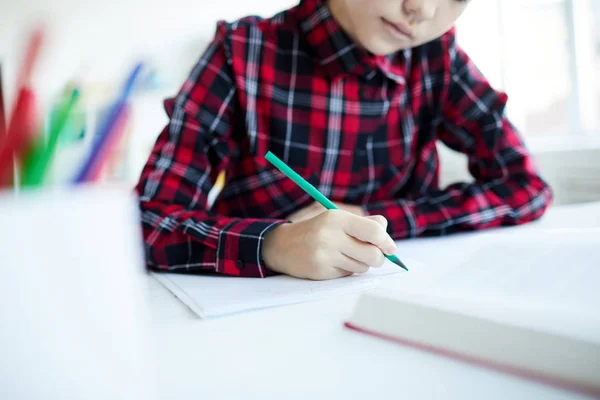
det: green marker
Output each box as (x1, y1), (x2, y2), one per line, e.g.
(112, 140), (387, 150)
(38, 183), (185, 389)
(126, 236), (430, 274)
(22, 88), (80, 186)
(265, 151), (408, 271)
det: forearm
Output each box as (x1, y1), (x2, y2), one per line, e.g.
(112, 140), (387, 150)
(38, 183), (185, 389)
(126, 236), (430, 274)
(364, 174), (552, 239)
(140, 200), (286, 277)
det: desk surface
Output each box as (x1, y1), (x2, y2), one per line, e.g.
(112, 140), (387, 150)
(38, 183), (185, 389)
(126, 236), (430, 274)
(146, 202), (600, 400)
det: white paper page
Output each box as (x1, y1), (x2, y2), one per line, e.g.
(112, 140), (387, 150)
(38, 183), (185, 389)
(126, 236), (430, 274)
(382, 231), (491, 289)
(388, 229), (600, 299)
(425, 233), (600, 311)
(153, 259), (408, 318)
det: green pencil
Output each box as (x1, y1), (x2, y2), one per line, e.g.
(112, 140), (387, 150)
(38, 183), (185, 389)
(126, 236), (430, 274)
(22, 88), (80, 186)
(265, 151), (408, 271)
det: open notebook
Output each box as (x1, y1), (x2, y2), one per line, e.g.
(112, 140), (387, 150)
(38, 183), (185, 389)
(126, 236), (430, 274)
(346, 232), (600, 397)
(153, 258), (407, 318)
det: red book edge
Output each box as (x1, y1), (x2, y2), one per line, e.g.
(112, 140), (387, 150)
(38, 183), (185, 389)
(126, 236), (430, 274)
(343, 321), (600, 398)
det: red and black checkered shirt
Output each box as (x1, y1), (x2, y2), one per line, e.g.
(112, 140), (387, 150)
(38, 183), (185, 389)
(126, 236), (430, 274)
(136, 0), (552, 277)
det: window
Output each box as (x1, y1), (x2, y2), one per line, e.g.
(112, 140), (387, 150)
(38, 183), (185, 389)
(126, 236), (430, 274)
(457, 0), (599, 137)
(594, 0), (600, 129)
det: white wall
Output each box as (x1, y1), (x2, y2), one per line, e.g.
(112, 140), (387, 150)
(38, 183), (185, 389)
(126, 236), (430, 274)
(0, 0), (507, 101)
(0, 0), (296, 103)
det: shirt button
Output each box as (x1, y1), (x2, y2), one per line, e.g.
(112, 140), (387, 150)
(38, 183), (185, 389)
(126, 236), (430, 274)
(236, 260), (244, 270)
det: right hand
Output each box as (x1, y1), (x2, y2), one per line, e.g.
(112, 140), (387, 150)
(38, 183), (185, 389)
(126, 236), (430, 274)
(262, 210), (398, 280)
(287, 201), (365, 222)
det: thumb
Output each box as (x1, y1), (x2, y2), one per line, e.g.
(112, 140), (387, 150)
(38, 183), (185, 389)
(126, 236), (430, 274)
(364, 215), (388, 230)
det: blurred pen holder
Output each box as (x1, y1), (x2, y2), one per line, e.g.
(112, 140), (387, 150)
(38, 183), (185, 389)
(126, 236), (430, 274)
(0, 185), (157, 399)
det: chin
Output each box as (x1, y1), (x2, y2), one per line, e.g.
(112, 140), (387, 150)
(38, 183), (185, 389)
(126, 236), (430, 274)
(363, 39), (410, 55)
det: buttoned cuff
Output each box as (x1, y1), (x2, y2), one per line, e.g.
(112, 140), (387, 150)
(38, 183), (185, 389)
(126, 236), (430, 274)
(216, 219), (287, 277)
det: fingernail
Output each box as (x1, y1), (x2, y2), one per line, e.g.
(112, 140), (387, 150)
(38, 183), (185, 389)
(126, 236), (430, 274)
(386, 243), (398, 255)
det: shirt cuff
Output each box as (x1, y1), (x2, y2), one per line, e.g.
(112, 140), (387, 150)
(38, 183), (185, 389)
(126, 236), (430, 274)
(216, 219), (287, 278)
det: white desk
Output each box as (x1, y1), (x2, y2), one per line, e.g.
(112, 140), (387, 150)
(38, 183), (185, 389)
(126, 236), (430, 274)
(146, 202), (600, 400)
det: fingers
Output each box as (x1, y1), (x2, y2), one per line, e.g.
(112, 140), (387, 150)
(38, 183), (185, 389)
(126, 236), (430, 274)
(281, 210), (396, 281)
(334, 202), (365, 217)
(308, 266), (353, 281)
(342, 214), (397, 255)
(364, 215), (388, 230)
(288, 202), (326, 222)
(339, 235), (386, 268)
(333, 252), (371, 274)
(309, 201), (326, 212)
(329, 269), (354, 280)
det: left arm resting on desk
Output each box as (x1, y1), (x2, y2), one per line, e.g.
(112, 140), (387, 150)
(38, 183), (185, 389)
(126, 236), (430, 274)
(364, 32), (553, 239)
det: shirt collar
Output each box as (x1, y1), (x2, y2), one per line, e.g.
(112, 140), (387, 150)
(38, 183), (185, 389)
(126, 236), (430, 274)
(297, 0), (407, 84)
(378, 50), (410, 85)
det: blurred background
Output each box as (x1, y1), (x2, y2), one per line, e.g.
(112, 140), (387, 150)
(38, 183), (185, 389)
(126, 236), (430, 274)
(0, 0), (599, 204)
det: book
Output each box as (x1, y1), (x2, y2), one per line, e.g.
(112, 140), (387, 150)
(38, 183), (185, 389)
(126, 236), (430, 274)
(345, 232), (600, 397)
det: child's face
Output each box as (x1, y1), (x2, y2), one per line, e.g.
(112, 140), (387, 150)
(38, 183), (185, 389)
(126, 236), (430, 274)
(328, 0), (469, 55)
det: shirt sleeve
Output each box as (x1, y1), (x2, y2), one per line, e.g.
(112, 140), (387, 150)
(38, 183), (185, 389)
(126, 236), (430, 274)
(136, 23), (286, 277)
(364, 31), (553, 238)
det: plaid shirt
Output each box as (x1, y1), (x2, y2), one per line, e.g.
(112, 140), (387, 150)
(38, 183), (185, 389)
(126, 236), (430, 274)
(136, 0), (552, 278)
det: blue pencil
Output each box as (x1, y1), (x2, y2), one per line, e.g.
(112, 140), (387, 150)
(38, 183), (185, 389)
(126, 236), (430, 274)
(73, 63), (143, 183)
